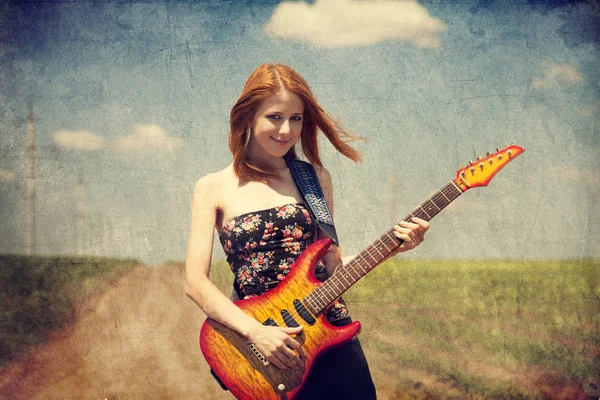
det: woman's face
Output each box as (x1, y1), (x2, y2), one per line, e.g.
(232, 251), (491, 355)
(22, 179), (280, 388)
(247, 88), (304, 164)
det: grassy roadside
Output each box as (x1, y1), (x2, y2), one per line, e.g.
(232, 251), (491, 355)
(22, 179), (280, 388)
(345, 258), (600, 399)
(0, 254), (140, 366)
(206, 257), (599, 398)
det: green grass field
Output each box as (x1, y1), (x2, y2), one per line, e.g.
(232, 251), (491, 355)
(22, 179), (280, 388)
(3, 255), (597, 398)
(0, 254), (140, 366)
(209, 258), (600, 399)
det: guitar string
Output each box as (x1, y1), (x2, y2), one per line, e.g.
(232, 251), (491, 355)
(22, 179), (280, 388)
(302, 184), (457, 316)
(250, 181), (462, 329)
(307, 181), (461, 312)
(269, 153), (506, 320)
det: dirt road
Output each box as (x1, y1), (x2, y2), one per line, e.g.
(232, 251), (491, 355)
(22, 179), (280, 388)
(1, 264), (590, 399)
(0, 265), (232, 400)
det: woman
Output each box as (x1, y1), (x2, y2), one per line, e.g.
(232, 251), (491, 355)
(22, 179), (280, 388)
(185, 63), (429, 399)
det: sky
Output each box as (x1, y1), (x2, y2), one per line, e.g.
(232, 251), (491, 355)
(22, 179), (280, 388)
(0, 0), (598, 264)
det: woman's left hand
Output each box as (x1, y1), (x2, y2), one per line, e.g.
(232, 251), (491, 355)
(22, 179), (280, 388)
(393, 217), (430, 253)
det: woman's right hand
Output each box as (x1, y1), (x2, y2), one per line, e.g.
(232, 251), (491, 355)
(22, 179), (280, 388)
(247, 324), (306, 370)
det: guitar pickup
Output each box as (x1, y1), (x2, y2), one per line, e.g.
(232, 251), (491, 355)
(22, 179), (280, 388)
(247, 342), (270, 366)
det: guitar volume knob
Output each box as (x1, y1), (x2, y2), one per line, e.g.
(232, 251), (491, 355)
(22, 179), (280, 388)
(278, 384), (286, 392)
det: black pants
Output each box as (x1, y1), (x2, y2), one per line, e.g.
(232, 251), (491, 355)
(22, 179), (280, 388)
(294, 319), (377, 400)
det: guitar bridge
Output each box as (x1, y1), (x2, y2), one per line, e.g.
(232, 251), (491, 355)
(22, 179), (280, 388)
(247, 342), (270, 366)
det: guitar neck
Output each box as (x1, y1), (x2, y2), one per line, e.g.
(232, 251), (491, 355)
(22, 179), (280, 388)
(304, 180), (464, 316)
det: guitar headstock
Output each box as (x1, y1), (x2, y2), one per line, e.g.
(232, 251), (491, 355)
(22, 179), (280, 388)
(454, 145), (525, 191)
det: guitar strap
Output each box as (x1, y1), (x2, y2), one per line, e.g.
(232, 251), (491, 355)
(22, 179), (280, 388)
(284, 157), (339, 247)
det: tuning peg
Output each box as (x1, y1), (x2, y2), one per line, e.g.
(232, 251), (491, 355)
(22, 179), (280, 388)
(479, 163), (484, 170)
(469, 160), (473, 165)
(470, 166), (475, 174)
(508, 150), (513, 159)
(477, 156), (483, 161)
(460, 164), (465, 169)
(487, 152), (492, 156)
(497, 154), (503, 160)
(496, 147), (501, 152)
(488, 158), (494, 165)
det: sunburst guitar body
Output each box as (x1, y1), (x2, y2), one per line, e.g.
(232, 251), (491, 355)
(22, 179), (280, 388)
(200, 145), (525, 400)
(200, 238), (358, 400)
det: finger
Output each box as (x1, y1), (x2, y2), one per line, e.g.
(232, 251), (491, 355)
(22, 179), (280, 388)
(394, 225), (416, 243)
(405, 224), (424, 243)
(268, 354), (288, 370)
(281, 326), (304, 335)
(284, 336), (306, 360)
(399, 221), (425, 243)
(274, 349), (297, 370)
(399, 221), (420, 236)
(393, 228), (418, 251)
(281, 345), (303, 369)
(411, 217), (430, 232)
(410, 219), (428, 243)
(395, 234), (415, 250)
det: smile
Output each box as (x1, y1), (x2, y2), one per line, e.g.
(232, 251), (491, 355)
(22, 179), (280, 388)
(271, 137), (291, 145)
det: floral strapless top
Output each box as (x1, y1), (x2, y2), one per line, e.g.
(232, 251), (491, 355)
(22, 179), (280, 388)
(218, 203), (348, 321)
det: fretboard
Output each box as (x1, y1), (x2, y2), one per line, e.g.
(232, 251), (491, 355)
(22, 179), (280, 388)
(304, 180), (463, 316)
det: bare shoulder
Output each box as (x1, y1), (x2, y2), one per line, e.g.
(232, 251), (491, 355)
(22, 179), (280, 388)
(192, 164), (236, 208)
(313, 164), (333, 188)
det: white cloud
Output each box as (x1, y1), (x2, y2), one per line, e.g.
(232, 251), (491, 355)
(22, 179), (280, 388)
(113, 124), (184, 153)
(54, 130), (106, 151)
(264, 0), (447, 48)
(532, 62), (583, 88)
(0, 169), (16, 182)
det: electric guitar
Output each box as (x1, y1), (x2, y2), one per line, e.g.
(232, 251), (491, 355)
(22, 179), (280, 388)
(200, 145), (525, 400)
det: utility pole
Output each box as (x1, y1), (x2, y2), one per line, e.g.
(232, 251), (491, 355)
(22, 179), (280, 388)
(95, 211), (104, 256)
(27, 105), (36, 255)
(76, 175), (85, 254)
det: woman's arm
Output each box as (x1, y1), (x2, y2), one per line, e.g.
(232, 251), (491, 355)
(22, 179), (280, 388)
(185, 175), (305, 370)
(314, 166), (429, 276)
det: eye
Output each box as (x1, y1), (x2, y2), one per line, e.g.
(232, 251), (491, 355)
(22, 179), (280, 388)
(291, 115), (303, 122)
(267, 114), (281, 120)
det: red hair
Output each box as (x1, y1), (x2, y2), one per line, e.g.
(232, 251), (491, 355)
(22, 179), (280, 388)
(229, 63), (363, 183)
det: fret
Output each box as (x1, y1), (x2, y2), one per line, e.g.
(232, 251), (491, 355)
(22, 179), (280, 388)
(305, 179), (464, 316)
(428, 196), (442, 211)
(440, 188), (454, 203)
(320, 280), (336, 301)
(311, 292), (325, 310)
(431, 193), (447, 210)
(339, 272), (352, 287)
(450, 181), (463, 194)
(360, 249), (377, 266)
(365, 247), (381, 264)
(378, 237), (393, 253)
(418, 205), (432, 220)
(422, 198), (440, 218)
(411, 209), (427, 221)
(370, 242), (384, 259)
(439, 188), (451, 202)
(384, 231), (399, 248)
(329, 276), (343, 294)
(315, 285), (330, 307)
(356, 252), (369, 266)
(347, 264), (362, 280)
(305, 298), (316, 316)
